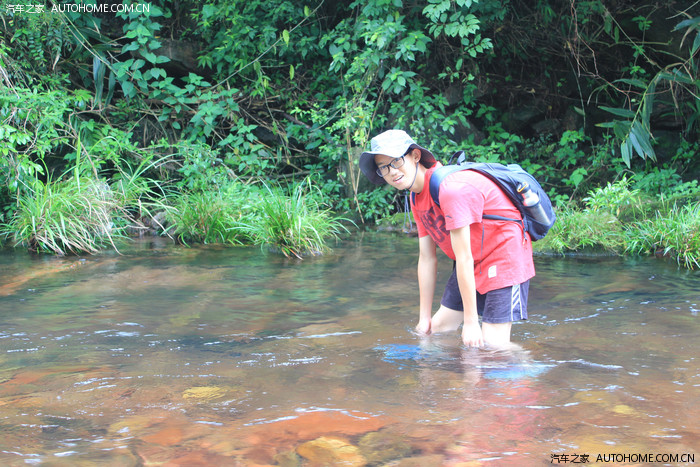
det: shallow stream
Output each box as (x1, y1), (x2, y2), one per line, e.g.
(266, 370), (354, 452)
(0, 233), (698, 465)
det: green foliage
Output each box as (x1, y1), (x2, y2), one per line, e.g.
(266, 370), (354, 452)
(0, 145), (172, 255)
(0, 87), (151, 196)
(354, 186), (399, 224)
(534, 208), (625, 255)
(631, 139), (700, 201)
(282, 0), (497, 220)
(633, 167), (687, 199)
(172, 141), (235, 193)
(165, 179), (351, 257)
(597, 16), (700, 166)
(582, 177), (641, 217)
(624, 203), (700, 270)
(0, 88), (89, 192)
(553, 130), (588, 189)
(1, 0), (699, 268)
(111, 4), (171, 100)
(536, 182), (700, 269)
(423, 0), (493, 58)
(240, 179), (351, 258)
(166, 189), (252, 246)
(537, 180), (638, 254)
(109, 153), (175, 231)
(1, 175), (125, 255)
(0, 6), (72, 86)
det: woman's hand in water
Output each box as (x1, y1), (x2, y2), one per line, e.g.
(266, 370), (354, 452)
(415, 318), (431, 335)
(461, 321), (484, 348)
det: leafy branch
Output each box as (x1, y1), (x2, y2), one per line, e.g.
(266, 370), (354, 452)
(597, 16), (699, 166)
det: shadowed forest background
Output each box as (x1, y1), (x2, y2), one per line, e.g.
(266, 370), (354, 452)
(0, 0), (699, 265)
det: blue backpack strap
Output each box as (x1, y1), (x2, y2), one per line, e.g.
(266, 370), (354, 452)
(429, 165), (468, 207)
(413, 152), (555, 240)
(429, 161), (525, 234)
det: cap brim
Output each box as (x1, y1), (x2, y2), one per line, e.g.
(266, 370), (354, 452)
(359, 151), (387, 185)
(359, 145), (437, 185)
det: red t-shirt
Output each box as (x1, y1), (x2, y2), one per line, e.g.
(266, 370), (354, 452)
(412, 164), (535, 294)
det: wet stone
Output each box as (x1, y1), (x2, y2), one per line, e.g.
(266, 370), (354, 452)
(392, 454), (448, 467)
(141, 426), (185, 446)
(246, 410), (390, 447)
(182, 385), (228, 400)
(296, 436), (367, 467)
(358, 430), (413, 464)
(274, 449), (302, 467)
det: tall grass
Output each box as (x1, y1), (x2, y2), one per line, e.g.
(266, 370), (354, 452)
(2, 170), (350, 258)
(536, 178), (700, 269)
(109, 154), (176, 236)
(166, 189), (254, 245)
(533, 208), (625, 255)
(1, 154), (172, 255)
(1, 176), (125, 255)
(241, 180), (351, 258)
(624, 203), (700, 269)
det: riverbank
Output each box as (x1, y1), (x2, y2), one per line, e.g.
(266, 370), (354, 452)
(1, 173), (698, 269)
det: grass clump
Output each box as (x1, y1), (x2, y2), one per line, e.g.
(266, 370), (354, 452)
(1, 176), (128, 255)
(1, 154), (171, 255)
(536, 177), (700, 269)
(582, 176), (644, 220)
(241, 180), (351, 258)
(165, 187), (256, 246)
(534, 208), (625, 255)
(165, 178), (351, 258)
(624, 203), (700, 269)
(2, 170), (350, 258)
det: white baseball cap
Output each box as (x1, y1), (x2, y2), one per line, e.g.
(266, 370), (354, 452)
(359, 130), (437, 185)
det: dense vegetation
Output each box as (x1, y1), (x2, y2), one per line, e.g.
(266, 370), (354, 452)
(0, 0), (698, 265)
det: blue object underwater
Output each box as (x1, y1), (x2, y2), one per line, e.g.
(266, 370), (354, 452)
(477, 363), (553, 380)
(376, 344), (427, 361)
(375, 343), (553, 380)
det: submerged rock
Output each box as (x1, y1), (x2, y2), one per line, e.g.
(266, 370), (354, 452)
(274, 449), (302, 467)
(392, 454), (446, 466)
(182, 385), (227, 400)
(296, 436), (367, 466)
(245, 410), (390, 447)
(358, 430), (412, 464)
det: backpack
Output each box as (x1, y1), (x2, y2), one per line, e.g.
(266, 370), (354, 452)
(415, 151), (556, 241)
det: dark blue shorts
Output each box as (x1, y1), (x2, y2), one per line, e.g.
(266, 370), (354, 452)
(440, 266), (529, 324)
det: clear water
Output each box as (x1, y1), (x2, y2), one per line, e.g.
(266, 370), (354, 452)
(0, 233), (698, 466)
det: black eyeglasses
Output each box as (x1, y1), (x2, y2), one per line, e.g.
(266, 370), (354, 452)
(375, 155), (407, 177)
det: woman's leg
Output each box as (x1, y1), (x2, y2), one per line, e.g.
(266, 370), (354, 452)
(430, 305), (464, 333)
